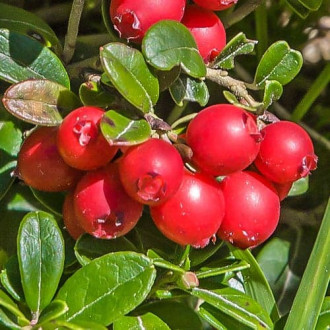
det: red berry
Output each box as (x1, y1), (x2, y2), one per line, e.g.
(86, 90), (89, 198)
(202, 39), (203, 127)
(63, 192), (85, 240)
(273, 181), (293, 201)
(192, 0), (237, 11)
(186, 104), (261, 176)
(150, 170), (225, 248)
(57, 106), (118, 171)
(119, 138), (184, 206)
(73, 163), (143, 239)
(181, 5), (226, 63)
(110, 0), (186, 43)
(17, 127), (82, 192)
(218, 171), (280, 249)
(254, 121), (318, 183)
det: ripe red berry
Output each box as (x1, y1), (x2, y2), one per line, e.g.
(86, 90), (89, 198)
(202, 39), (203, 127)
(63, 192), (85, 240)
(17, 127), (82, 192)
(73, 163), (143, 239)
(57, 106), (118, 171)
(254, 121), (318, 184)
(119, 138), (184, 206)
(181, 5), (226, 63)
(186, 104), (261, 176)
(110, 0), (186, 43)
(272, 181), (293, 201)
(218, 171), (280, 249)
(150, 170), (225, 248)
(192, 0), (237, 11)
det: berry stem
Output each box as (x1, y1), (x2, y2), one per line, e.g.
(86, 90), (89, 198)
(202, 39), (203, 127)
(167, 102), (188, 125)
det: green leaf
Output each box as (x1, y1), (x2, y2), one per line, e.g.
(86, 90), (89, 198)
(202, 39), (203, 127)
(0, 29), (69, 87)
(213, 33), (258, 70)
(189, 240), (223, 267)
(297, 0), (322, 10)
(192, 287), (273, 329)
(285, 0), (311, 18)
(142, 20), (206, 79)
(169, 75), (209, 107)
(147, 249), (185, 274)
(17, 211), (65, 314)
(222, 91), (260, 112)
(100, 109), (151, 146)
(316, 297), (330, 330)
(45, 319), (108, 330)
(56, 252), (156, 325)
(156, 67), (181, 92)
(101, 0), (120, 42)
(288, 176), (309, 196)
(228, 245), (280, 322)
(79, 81), (116, 108)
(3, 79), (81, 126)
(74, 234), (137, 266)
(0, 3), (62, 55)
(284, 199), (330, 330)
(38, 300), (69, 325)
(113, 313), (170, 330)
(262, 80), (283, 109)
(254, 41), (303, 88)
(100, 43), (159, 113)
(0, 308), (21, 329)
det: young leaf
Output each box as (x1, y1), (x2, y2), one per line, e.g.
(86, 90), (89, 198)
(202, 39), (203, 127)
(0, 3), (62, 55)
(142, 20), (206, 79)
(0, 29), (69, 88)
(79, 81), (116, 108)
(100, 43), (159, 113)
(56, 252), (156, 325)
(285, 0), (310, 18)
(113, 313), (170, 330)
(262, 80), (283, 109)
(3, 79), (81, 126)
(288, 176), (309, 196)
(100, 109), (151, 146)
(254, 41), (303, 88)
(17, 211), (65, 315)
(213, 33), (258, 70)
(147, 249), (185, 274)
(169, 75), (209, 107)
(38, 300), (69, 325)
(192, 287), (273, 329)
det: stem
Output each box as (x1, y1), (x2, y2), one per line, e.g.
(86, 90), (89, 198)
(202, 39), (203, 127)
(255, 2), (268, 61)
(167, 102), (188, 125)
(291, 62), (330, 122)
(222, 0), (264, 28)
(34, 3), (72, 24)
(171, 113), (198, 130)
(66, 55), (102, 79)
(63, 0), (85, 64)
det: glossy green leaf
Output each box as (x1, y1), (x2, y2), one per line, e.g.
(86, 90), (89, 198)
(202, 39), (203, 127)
(45, 319), (108, 330)
(74, 234), (137, 266)
(213, 33), (258, 70)
(192, 287), (273, 329)
(156, 67), (181, 92)
(79, 81), (116, 108)
(285, 0), (310, 18)
(100, 43), (159, 113)
(288, 176), (309, 196)
(0, 308), (21, 329)
(38, 300), (69, 325)
(222, 91), (260, 112)
(101, 109), (151, 146)
(17, 211), (65, 314)
(3, 79), (81, 126)
(142, 20), (206, 79)
(189, 240), (223, 267)
(56, 252), (156, 325)
(0, 3), (62, 55)
(316, 297), (330, 330)
(228, 245), (280, 322)
(113, 313), (170, 330)
(169, 75), (209, 107)
(262, 80), (283, 109)
(147, 249), (185, 274)
(284, 199), (330, 330)
(254, 41), (303, 88)
(0, 29), (69, 87)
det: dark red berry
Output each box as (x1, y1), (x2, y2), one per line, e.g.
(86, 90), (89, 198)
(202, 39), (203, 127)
(119, 138), (184, 206)
(150, 170), (225, 248)
(192, 0), (237, 11)
(273, 181), (293, 201)
(254, 121), (318, 183)
(218, 171), (280, 249)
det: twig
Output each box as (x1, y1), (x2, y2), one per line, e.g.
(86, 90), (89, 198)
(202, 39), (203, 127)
(63, 0), (85, 64)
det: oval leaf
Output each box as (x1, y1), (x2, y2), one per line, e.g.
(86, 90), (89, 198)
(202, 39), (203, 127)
(17, 211), (65, 314)
(101, 109), (151, 146)
(254, 41), (303, 87)
(113, 313), (170, 330)
(100, 43), (159, 113)
(3, 79), (81, 126)
(0, 29), (69, 88)
(0, 3), (62, 55)
(142, 20), (206, 79)
(56, 252), (156, 325)
(262, 80), (283, 109)
(288, 176), (309, 196)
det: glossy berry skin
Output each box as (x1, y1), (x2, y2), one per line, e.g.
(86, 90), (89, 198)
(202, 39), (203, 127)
(17, 127), (82, 192)
(218, 171), (280, 249)
(110, 0), (186, 43)
(186, 104), (261, 176)
(63, 192), (85, 240)
(254, 121), (318, 184)
(119, 138), (184, 206)
(273, 181), (293, 201)
(150, 170), (225, 248)
(57, 106), (118, 171)
(73, 163), (143, 239)
(192, 0), (237, 11)
(181, 5), (226, 63)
